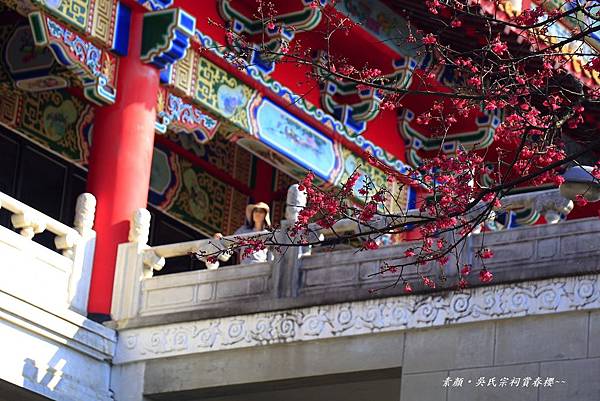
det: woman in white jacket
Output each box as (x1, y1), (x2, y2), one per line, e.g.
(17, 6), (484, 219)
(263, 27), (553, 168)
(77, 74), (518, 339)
(233, 202), (271, 264)
(213, 202), (271, 265)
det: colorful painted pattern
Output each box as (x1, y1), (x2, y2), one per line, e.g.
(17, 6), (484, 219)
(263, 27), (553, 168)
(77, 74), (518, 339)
(28, 0), (130, 55)
(535, 0), (600, 51)
(167, 130), (253, 186)
(156, 88), (220, 144)
(219, 0), (327, 35)
(218, 0), (327, 74)
(193, 30), (410, 174)
(165, 44), (197, 98)
(316, 53), (417, 134)
(1, 16), (72, 93)
(0, 88), (93, 163)
(194, 57), (255, 132)
(495, 207), (541, 230)
(29, 12), (118, 105)
(249, 98), (343, 181)
(232, 136), (316, 185)
(137, 0), (174, 11)
(398, 106), (502, 167)
(0, 83), (251, 236)
(335, 0), (424, 57)
(0, 16), (255, 235)
(150, 141), (249, 234)
(533, 1), (600, 86)
(161, 30), (409, 196)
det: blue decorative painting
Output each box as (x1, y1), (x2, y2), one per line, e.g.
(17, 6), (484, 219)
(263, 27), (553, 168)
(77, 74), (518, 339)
(251, 99), (340, 180)
(217, 84), (246, 117)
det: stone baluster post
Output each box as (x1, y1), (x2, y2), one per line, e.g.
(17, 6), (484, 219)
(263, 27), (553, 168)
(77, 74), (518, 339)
(67, 193), (97, 314)
(74, 193), (96, 236)
(273, 184), (308, 298)
(285, 184), (307, 223)
(535, 193), (574, 224)
(111, 208), (164, 322)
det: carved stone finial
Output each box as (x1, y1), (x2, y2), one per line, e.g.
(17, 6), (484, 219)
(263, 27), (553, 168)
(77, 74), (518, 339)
(129, 208), (151, 244)
(534, 191), (574, 224)
(74, 193), (96, 235)
(205, 259), (220, 270)
(543, 210), (561, 225)
(487, 189), (575, 231)
(285, 184), (307, 222)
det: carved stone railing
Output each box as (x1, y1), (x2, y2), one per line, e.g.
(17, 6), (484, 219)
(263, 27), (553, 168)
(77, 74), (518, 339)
(109, 188), (600, 327)
(0, 191), (96, 314)
(301, 216), (600, 297)
(111, 208), (283, 321)
(468, 216), (600, 282)
(487, 188), (574, 229)
(307, 189), (574, 244)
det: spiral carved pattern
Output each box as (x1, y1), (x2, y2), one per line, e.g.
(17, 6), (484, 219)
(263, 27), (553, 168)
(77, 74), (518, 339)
(118, 274), (600, 363)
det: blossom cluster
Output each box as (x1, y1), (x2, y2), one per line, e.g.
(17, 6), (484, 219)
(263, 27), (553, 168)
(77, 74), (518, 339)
(206, 0), (599, 295)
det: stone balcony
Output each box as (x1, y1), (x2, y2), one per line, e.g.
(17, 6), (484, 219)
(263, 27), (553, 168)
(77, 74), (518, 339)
(0, 191), (115, 401)
(1, 184), (598, 399)
(109, 188), (600, 330)
(108, 190), (600, 401)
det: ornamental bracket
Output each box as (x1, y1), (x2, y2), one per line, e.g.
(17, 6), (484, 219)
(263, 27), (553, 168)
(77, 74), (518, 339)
(140, 8), (196, 71)
(28, 11), (119, 105)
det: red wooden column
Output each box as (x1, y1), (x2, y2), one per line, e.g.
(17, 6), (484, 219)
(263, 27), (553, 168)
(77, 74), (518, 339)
(86, 8), (159, 317)
(252, 158), (275, 203)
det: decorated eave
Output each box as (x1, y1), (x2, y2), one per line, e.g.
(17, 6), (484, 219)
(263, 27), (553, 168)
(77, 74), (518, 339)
(167, 29), (394, 190)
(325, 0), (503, 168)
(5, 0), (504, 199)
(477, 0), (600, 87)
(2, 0), (410, 197)
(474, 0), (600, 139)
(371, 0), (600, 166)
(6, 0), (193, 106)
(377, 0), (600, 88)
(167, 0), (412, 190)
(9, 0), (132, 105)
(209, 0), (505, 172)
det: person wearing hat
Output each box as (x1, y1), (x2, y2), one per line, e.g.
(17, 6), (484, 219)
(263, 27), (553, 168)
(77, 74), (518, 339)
(214, 202), (272, 265)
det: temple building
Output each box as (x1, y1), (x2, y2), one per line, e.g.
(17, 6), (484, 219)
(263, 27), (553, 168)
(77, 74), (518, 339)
(0, 0), (599, 400)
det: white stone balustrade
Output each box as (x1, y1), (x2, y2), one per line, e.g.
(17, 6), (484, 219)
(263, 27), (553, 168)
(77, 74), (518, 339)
(0, 192), (113, 401)
(111, 207), (276, 321)
(111, 209), (600, 327)
(111, 217), (600, 401)
(317, 189), (574, 238)
(493, 188), (574, 227)
(1, 192), (79, 251)
(0, 191), (97, 314)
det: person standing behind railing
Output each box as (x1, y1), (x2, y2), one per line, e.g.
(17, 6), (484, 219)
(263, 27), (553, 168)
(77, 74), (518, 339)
(214, 202), (272, 265)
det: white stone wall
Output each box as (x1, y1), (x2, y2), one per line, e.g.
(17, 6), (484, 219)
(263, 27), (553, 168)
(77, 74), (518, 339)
(107, 272), (600, 400)
(0, 192), (114, 401)
(400, 310), (600, 401)
(106, 217), (600, 400)
(0, 290), (115, 401)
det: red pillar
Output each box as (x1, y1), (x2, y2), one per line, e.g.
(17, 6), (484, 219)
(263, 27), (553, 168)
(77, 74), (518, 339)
(253, 158), (275, 203)
(86, 9), (159, 316)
